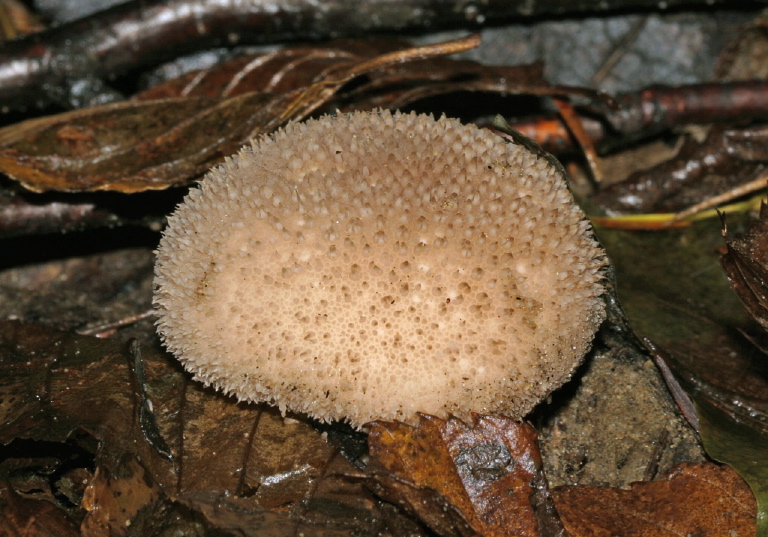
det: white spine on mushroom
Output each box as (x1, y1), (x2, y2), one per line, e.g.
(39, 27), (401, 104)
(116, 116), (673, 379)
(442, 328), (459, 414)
(154, 109), (606, 428)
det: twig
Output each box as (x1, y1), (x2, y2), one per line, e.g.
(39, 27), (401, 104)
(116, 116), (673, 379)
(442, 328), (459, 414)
(592, 16), (648, 85)
(552, 97), (604, 184)
(602, 80), (768, 139)
(642, 428), (670, 482)
(672, 174), (768, 222)
(76, 309), (155, 338)
(509, 80), (768, 154)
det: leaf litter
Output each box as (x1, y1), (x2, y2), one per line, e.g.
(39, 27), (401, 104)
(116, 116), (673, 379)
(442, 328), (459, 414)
(0, 320), (407, 536)
(0, 35), (482, 193)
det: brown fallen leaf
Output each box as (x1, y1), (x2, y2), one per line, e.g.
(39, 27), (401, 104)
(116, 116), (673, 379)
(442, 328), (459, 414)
(173, 491), (372, 537)
(366, 414), (566, 537)
(0, 94), (270, 193)
(80, 456), (163, 537)
(0, 35), (480, 194)
(136, 37), (555, 114)
(553, 462), (757, 537)
(0, 33), (607, 196)
(0, 478), (80, 537)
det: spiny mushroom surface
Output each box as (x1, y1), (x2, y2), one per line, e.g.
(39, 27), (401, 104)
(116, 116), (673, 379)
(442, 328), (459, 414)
(154, 109), (606, 428)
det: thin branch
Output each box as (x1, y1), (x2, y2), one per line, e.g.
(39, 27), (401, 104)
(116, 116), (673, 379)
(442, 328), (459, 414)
(76, 309), (155, 338)
(672, 174), (768, 222)
(592, 16), (648, 85)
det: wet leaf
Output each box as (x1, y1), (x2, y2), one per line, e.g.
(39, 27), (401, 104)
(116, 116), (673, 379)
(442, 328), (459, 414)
(0, 35), (480, 193)
(594, 125), (768, 215)
(697, 397), (768, 535)
(552, 462), (757, 537)
(0, 478), (80, 537)
(0, 94), (274, 192)
(367, 414), (565, 537)
(80, 456), (163, 536)
(0, 34), (605, 196)
(0, 320), (176, 533)
(135, 38), (554, 112)
(645, 332), (768, 536)
(173, 491), (364, 537)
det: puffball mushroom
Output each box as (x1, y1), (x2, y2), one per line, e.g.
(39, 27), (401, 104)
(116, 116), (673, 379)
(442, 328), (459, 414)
(154, 109), (606, 429)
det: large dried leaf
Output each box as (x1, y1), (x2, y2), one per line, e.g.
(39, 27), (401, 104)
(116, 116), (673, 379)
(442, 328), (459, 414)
(0, 35), (480, 193)
(0, 94), (275, 193)
(137, 38), (552, 113)
(553, 462), (757, 537)
(0, 34), (606, 196)
(0, 86), (348, 193)
(367, 414), (565, 537)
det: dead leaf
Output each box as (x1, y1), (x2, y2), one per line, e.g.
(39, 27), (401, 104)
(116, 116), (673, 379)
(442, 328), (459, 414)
(0, 35), (480, 193)
(0, 320), (175, 535)
(0, 92), (291, 193)
(597, 215), (767, 537)
(0, 478), (80, 537)
(174, 491), (370, 537)
(0, 34), (605, 195)
(135, 38), (552, 111)
(367, 414), (565, 537)
(80, 456), (163, 536)
(552, 462), (757, 537)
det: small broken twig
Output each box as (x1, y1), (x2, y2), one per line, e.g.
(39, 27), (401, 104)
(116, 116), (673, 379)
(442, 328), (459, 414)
(672, 175), (768, 223)
(77, 309), (155, 338)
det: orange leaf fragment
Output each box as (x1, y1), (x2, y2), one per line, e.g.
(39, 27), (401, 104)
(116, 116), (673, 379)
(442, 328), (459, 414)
(552, 462), (757, 537)
(367, 414), (565, 537)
